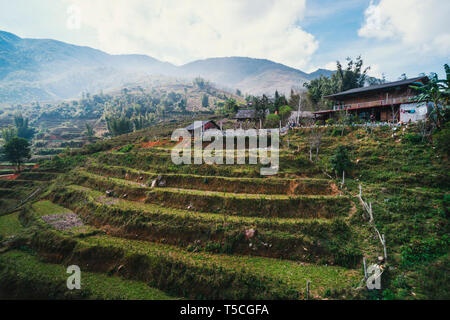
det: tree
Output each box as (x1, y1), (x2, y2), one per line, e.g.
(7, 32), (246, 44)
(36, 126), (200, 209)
(202, 94), (209, 108)
(274, 91), (281, 112)
(288, 89), (299, 107)
(14, 113), (35, 140)
(330, 145), (352, 178)
(225, 99), (238, 114)
(273, 91), (288, 113)
(252, 96), (269, 122)
(1, 137), (31, 172)
(177, 98), (187, 113)
(410, 64), (449, 129)
(279, 105), (292, 123)
(307, 127), (323, 162)
(334, 56), (370, 92)
(304, 56), (370, 110)
(106, 117), (133, 137)
(367, 73), (386, 86)
(265, 113), (280, 128)
(336, 110), (350, 135)
(85, 123), (94, 142)
(193, 77), (209, 89)
(1, 126), (17, 143)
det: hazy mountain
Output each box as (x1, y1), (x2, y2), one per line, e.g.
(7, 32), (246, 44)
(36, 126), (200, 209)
(307, 68), (335, 79)
(0, 31), (177, 103)
(179, 57), (331, 95)
(0, 31), (334, 103)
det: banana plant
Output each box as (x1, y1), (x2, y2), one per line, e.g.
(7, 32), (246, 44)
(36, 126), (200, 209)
(410, 64), (449, 129)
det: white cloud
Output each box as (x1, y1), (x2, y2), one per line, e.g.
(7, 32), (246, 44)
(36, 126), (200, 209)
(358, 0), (450, 56)
(64, 0), (319, 69)
(322, 61), (337, 71)
(66, 5), (82, 30)
(367, 63), (383, 78)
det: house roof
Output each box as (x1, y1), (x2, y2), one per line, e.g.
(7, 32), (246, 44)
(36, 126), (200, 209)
(324, 76), (428, 99)
(289, 111), (315, 119)
(184, 120), (219, 131)
(234, 109), (256, 119)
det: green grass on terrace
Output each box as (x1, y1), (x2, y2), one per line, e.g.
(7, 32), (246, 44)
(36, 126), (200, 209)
(0, 250), (177, 300)
(65, 184), (335, 227)
(0, 212), (22, 237)
(81, 234), (360, 296)
(153, 186), (342, 200)
(74, 170), (341, 200)
(32, 200), (73, 217)
(86, 162), (330, 183)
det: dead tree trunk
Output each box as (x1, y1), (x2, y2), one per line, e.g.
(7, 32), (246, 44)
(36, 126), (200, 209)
(358, 184), (387, 263)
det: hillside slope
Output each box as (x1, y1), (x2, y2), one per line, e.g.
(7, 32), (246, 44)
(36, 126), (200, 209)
(1, 121), (448, 300)
(0, 31), (177, 103)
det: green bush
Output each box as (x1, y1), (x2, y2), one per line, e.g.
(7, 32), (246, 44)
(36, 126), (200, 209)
(119, 144), (134, 153)
(330, 145), (352, 177)
(265, 113), (280, 128)
(295, 155), (310, 167)
(434, 123), (450, 156)
(404, 133), (423, 144)
(401, 236), (450, 269)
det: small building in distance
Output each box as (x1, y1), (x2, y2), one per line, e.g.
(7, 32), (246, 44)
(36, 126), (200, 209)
(184, 120), (220, 135)
(234, 108), (259, 129)
(234, 109), (256, 122)
(288, 111), (315, 125)
(313, 76), (429, 123)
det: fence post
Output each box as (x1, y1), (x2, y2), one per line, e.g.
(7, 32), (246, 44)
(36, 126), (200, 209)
(306, 280), (310, 300)
(363, 257), (368, 279)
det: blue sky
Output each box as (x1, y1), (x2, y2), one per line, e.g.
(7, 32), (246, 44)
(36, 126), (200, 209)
(0, 0), (448, 80)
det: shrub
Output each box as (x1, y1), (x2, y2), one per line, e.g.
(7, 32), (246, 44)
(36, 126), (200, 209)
(403, 133), (422, 144)
(400, 236), (450, 269)
(119, 144), (134, 153)
(434, 122), (450, 156)
(279, 105), (292, 122)
(330, 145), (352, 177)
(265, 114), (280, 128)
(295, 155), (310, 168)
(325, 119), (334, 126)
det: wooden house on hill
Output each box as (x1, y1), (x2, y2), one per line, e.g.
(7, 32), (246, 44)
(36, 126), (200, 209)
(313, 76), (430, 123)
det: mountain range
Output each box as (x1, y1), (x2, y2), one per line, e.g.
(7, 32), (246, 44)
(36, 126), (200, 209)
(0, 30), (334, 104)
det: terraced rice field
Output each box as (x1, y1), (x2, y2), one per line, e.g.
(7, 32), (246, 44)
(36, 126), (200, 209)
(0, 170), (56, 215)
(0, 133), (366, 300)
